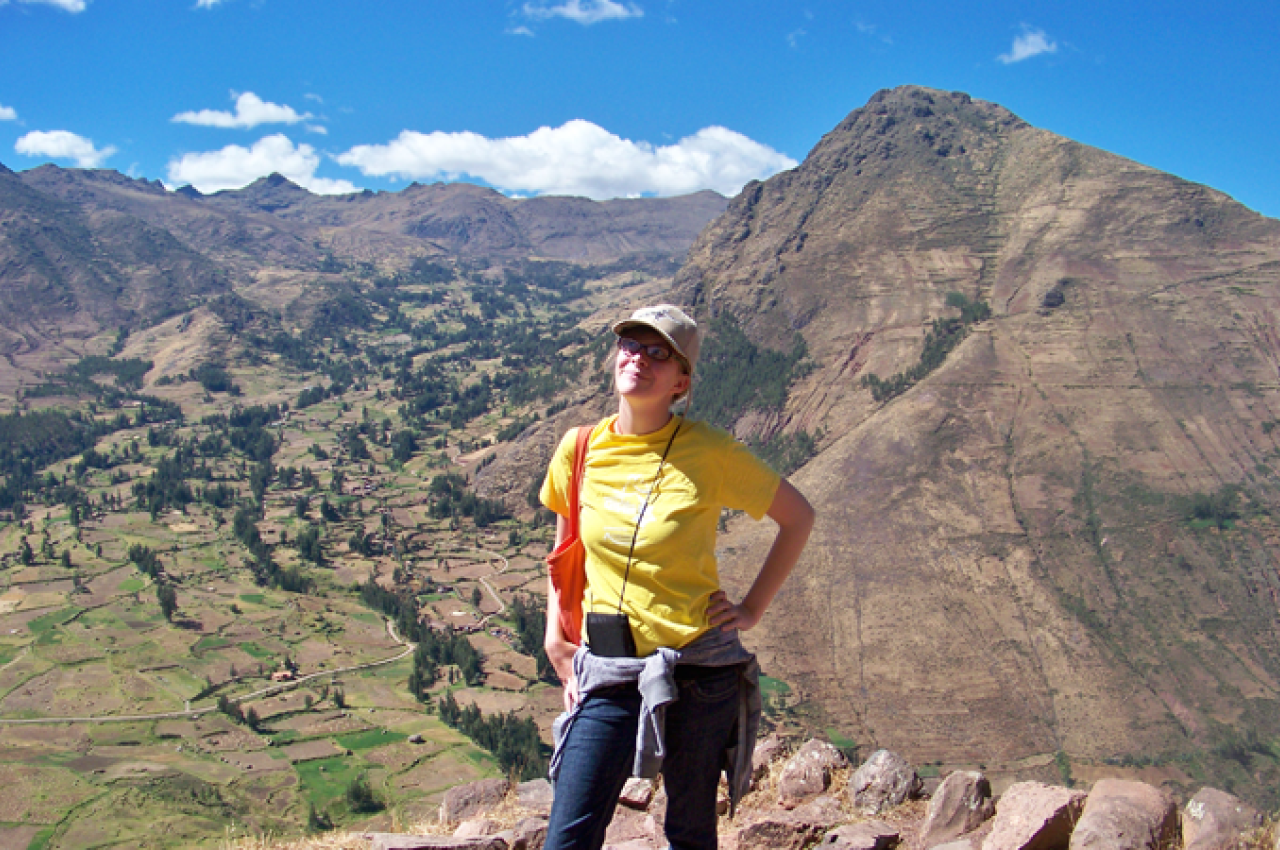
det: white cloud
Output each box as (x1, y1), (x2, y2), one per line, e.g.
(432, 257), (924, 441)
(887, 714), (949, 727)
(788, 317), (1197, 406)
(336, 120), (797, 200)
(507, 24), (535, 36)
(523, 0), (641, 25)
(166, 133), (357, 195)
(998, 26), (1057, 64)
(787, 28), (806, 48)
(172, 91), (313, 129)
(15, 130), (116, 167)
(12, 0), (87, 11)
(0, 104), (16, 121)
(195, 0), (224, 6)
(305, 124), (328, 135)
(855, 21), (893, 45)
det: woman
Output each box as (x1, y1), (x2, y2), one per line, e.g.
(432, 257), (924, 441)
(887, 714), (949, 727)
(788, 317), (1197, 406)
(539, 305), (815, 850)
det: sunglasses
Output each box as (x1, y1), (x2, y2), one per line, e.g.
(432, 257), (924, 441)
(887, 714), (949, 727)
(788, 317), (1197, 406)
(616, 336), (677, 362)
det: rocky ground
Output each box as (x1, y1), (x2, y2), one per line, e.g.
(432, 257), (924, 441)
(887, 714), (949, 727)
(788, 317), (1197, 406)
(232, 736), (1277, 850)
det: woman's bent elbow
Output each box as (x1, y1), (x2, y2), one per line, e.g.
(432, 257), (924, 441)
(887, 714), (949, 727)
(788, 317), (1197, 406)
(768, 479), (816, 532)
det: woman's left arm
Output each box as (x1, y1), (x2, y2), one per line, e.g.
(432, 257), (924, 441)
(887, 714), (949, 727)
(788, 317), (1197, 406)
(707, 478), (815, 632)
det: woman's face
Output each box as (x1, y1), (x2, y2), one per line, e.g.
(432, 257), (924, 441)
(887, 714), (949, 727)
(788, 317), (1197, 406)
(614, 328), (690, 403)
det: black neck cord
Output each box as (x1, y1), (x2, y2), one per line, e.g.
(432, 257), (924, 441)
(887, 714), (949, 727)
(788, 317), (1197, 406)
(616, 415), (682, 617)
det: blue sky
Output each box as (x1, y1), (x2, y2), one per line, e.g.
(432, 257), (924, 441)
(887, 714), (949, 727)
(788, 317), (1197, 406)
(2, 0), (1278, 217)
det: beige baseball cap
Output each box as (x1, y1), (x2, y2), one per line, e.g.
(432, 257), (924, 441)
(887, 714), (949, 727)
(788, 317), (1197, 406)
(612, 304), (700, 371)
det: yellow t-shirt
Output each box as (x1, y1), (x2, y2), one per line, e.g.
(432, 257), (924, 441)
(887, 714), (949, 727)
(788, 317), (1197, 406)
(540, 414), (781, 656)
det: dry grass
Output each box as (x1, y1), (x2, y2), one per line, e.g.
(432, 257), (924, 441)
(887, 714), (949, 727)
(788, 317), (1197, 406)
(1237, 818), (1277, 850)
(224, 782), (551, 850)
(224, 833), (371, 850)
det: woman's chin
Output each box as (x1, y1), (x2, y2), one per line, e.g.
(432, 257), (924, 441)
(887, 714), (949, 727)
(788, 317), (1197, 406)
(615, 377), (646, 395)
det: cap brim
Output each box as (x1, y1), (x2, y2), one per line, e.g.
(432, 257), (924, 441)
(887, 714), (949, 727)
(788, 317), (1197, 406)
(612, 320), (690, 366)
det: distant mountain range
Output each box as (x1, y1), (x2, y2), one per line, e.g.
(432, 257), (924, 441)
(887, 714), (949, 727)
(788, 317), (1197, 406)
(0, 163), (725, 393)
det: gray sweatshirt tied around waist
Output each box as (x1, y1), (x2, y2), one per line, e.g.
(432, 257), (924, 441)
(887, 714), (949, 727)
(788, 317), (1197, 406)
(549, 627), (761, 816)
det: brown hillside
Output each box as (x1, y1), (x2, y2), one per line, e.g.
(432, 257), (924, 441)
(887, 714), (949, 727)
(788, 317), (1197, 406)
(675, 85), (1280, 805)
(0, 164), (228, 376)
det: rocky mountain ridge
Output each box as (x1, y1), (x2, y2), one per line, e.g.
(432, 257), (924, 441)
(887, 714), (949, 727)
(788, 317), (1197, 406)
(662, 85), (1280, 805)
(271, 737), (1276, 850)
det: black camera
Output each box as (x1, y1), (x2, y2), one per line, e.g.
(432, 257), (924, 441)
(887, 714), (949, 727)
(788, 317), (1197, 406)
(586, 612), (637, 658)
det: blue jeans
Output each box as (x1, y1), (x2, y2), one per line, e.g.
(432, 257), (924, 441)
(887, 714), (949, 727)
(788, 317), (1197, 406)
(544, 663), (742, 850)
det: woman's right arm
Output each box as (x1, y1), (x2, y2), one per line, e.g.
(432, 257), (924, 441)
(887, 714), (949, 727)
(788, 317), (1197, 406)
(544, 514), (579, 711)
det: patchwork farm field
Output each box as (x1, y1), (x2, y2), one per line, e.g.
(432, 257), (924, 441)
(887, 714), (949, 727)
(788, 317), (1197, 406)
(0, 502), (556, 846)
(0, 241), (743, 846)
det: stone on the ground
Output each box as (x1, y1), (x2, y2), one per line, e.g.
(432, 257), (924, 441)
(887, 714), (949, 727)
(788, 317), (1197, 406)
(619, 777), (655, 809)
(734, 795), (845, 850)
(777, 738), (848, 807)
(981, 781), (1086, 850)
(931, 841), (976, 850)
(440, 778), (511, 824)
(735, 811), (829, 850)
(753, 732), (789, 781)
(516, 779), (554, 815)
(604, 807), (656, 845)
(849, 749), (923, 815)
(931, 834), (977, 850)
(455, 818), (501, 837)
(921, 771), (995, 847)
(646, 785), (669, 828)
(1182, 787), (1262, 850)
(366, 834), (509, 850)
(822, 819), (900, 850)
(790, 795), (845, 827)
(1068, 779), (1177, 850)
(607, 841), (659, 850)
(511, 816), (549, 850)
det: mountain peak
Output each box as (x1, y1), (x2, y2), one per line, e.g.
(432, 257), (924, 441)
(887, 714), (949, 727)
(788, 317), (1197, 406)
(803, 85), (1028, 170)
(216, 172), (313, 211)
(264, 172), (300, 188)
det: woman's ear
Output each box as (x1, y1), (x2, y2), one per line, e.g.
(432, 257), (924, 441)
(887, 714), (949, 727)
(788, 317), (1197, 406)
(672, 371), (691, 400)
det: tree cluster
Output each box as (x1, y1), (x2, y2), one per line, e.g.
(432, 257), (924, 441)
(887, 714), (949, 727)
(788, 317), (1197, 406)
(861, 292), (992, 403)
(436, 692), (549, 780)
(509, 594), (556, 682)
(427, 474), (508, 527)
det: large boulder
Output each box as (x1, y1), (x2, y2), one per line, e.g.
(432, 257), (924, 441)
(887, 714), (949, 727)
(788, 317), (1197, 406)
(822, 820), (900, 850)
(921, 771), (996, 847)
(516, 779), (554, 815)
(753, 732), (790, 782)
(510, 818), (549, 850)
(736, 796), (845, 850)
(602, 807), (657, 846)
(849, 749), (923, 815)
(367, 835), (509, 850)
(455, 819), (501, 837)
(981, 781), (1086, 850)
(1068, 779), (1177, 850)
(1182, 787), (1262, 850)
(777, 739), (848, 807)
(440, 779), (511, 824)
